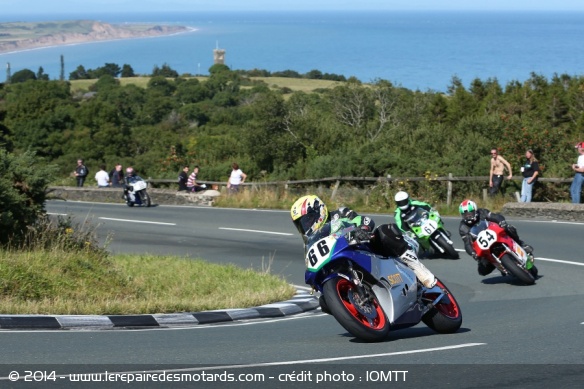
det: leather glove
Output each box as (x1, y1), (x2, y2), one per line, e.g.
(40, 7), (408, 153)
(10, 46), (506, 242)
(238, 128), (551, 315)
(345, 228), (371, 245)
(499, 220), (508, 229)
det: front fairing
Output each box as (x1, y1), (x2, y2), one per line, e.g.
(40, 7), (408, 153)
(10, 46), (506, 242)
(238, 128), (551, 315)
(470, 221), (528, 264)
(304, 222), (421, 325)
(409, 208), (443, 234)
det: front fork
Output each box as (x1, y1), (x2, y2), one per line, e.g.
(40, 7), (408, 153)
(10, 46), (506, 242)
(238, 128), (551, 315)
(430, 229), (454, 253)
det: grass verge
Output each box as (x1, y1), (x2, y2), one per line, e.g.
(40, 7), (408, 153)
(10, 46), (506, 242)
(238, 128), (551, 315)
(0, 249), (295, 315)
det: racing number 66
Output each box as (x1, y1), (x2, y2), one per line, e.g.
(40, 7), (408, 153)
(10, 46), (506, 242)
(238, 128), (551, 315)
(307, 240), (330, 267)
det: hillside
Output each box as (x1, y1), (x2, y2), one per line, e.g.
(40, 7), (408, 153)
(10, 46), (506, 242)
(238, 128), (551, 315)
(0, 20), (190, 54)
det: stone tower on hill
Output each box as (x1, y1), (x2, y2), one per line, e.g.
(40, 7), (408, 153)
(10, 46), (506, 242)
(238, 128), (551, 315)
(213, 42), (225, 65)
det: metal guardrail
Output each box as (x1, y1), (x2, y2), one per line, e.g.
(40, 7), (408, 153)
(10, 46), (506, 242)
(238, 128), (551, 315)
(146, 174), (574, 205)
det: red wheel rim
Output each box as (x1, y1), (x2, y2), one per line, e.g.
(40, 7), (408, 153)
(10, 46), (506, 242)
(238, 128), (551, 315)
(335, 278), (386, 330)
(424, 280), (460, 319)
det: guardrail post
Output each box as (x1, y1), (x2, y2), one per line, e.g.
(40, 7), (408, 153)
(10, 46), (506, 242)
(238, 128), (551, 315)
(331, 180), (340, 200)
(447, 173), (453, 206)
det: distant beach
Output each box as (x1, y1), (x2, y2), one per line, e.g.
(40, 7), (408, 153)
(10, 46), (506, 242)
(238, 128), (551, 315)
(0, 20), (194, 55)
(0, 27), (197, 56)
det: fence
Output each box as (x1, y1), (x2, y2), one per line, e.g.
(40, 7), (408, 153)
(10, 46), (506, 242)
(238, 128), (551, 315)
(147, 174), (574, 205)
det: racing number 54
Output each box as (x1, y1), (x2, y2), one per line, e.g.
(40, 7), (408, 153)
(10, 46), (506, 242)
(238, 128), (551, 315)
(478, 230), (496, 249)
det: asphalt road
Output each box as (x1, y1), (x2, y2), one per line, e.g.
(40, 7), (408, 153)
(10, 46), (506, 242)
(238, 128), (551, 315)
(0, 200), (582, 388)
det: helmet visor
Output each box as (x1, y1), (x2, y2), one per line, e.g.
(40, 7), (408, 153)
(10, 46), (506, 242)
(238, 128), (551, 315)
(396, 198), (409, 210)
(293, 212), (321, 235)
(462, 211), (477, 222)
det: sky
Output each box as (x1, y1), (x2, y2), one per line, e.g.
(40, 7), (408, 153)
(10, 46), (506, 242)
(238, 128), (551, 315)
(2, 0), (584, 14)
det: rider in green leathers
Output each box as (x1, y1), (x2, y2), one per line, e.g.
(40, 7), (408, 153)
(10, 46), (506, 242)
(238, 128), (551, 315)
(393, 191), (434, 233)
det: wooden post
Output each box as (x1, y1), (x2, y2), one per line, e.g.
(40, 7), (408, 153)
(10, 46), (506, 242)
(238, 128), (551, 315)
(331, 180), (341, 200)
(447, 173), (453, 206)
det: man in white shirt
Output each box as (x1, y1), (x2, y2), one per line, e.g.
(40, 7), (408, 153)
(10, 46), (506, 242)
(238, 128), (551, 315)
(95, 164), (110, 188)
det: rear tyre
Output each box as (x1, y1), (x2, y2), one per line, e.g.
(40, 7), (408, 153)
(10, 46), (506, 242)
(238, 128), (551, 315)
(500, 253), (535, 285)
(421, 279), (462, 333)
(323, 277), (389, 342)
(435, 235), (460, 259)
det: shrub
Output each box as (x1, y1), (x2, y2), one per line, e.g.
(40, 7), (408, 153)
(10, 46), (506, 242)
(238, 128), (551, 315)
(0, 149), (56, 246)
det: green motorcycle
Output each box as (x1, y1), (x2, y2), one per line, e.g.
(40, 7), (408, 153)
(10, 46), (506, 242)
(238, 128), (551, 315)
(402, 207), (459, 259)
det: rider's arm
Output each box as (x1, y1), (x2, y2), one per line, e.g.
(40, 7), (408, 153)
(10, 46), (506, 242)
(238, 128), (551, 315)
(458, 222), (476, 257)
(483, 209), (505, 224)
(394, 209), (405, 230)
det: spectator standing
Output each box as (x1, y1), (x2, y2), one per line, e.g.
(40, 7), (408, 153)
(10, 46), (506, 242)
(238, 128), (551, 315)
(489, 148), (512, 196)
(74, 159), (89, 187)
(227, 163), (247, 194)
(519, 149), (540, 203)
(110, 163), (125, 188)
(570, 142), (584, 203)
(95, 164), (110, 187)
(178, 165), (189, 191)
(187, 166), (207, 192)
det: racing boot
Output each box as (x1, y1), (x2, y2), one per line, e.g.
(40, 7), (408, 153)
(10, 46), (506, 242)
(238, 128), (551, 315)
(399, 249), (437, 288)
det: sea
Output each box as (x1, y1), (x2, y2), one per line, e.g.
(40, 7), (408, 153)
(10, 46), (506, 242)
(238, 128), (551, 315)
(1, 11), (584, 92)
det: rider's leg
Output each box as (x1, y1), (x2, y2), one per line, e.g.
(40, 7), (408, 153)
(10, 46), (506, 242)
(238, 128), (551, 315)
(505, 225), (533, 254)
(477, 259), (496, 276)
(372, 224), (437, 288)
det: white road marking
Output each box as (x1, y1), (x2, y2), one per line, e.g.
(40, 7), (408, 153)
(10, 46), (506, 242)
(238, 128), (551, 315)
(455, 249), (584, 267)
(47, 212), (68, 216)
(219, 227), (293, 236)
(536, 258), (584, 266)
(524, 220), (584, 226)
(0, 343), (486, 380)
(178, 343), (487, 368)
(98, 217), (176, 226)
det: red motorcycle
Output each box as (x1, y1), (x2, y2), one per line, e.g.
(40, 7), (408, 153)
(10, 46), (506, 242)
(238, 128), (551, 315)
(470, 220), (537, 285)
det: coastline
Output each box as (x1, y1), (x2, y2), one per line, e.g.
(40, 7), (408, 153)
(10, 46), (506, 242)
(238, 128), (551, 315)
(0, 20), (195, 56)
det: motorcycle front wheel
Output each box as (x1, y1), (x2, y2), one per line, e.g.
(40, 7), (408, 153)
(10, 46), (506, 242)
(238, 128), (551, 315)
(421, 279), (462, 333)
(323, 277), (389, 342)
(500, 253), (535, 285)
(434, 235), (460, 259)
(139, 191), (151, 207)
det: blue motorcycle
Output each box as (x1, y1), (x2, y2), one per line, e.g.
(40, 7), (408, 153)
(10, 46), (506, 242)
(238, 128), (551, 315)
(304, 220), (462, 342)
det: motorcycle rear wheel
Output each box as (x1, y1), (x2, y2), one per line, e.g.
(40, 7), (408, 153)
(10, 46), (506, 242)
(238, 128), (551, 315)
(434, 235), (460, 259)
(421, 279), (462, 333)
(323, 277), (389, 342)
(500, 253), (535, 285)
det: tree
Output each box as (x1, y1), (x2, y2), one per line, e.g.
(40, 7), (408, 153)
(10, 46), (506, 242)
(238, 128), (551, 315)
(328, 78), (374, 137)
(121, 64), (136, 78)
(69, 65), (89, 80)
(36, 67), (49, 81)
(3, 80), (74, 156)
(94, 63), (122, 78)
(10, 69), (36, 83)
(151, 63), (179, 78)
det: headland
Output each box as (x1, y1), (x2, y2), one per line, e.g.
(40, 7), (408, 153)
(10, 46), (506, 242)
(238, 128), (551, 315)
(0, 20), (192, 54)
